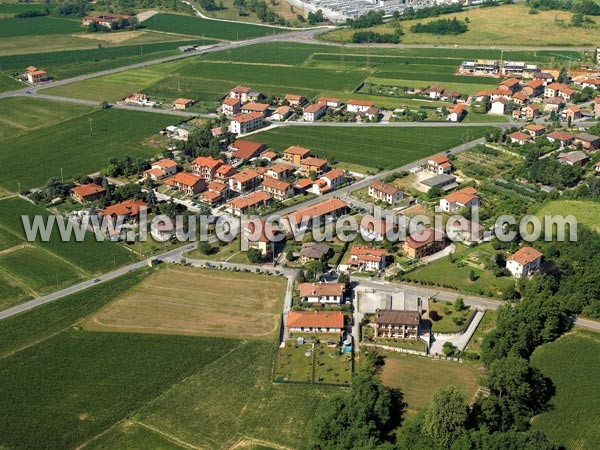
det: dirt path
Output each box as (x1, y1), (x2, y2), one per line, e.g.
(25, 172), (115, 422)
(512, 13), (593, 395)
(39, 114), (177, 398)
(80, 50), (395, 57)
(136, 9), (160, 23)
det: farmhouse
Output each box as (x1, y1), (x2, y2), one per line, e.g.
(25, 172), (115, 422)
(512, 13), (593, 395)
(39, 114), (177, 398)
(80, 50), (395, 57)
(25, 66), (47, 83)
(192, 156), (223, 181)
(421, 174), (458, 192)
(266, 164), (293, 180)
(287, 311), (345, 333)
(102, 199), (147, 223)
(318, 97), (341, 108)
(228, 140), (266, 161)
(374, 310), (420, 339)
(284, 94), (306, 106)
(439, 187), (479, 212)
(524, 124), (546, 137)
(299, 242), (331, 262)
(144, 159), (178, 181)
(423, 85), (446, 99)
(547, 131), (574, 148)
(427, 155), (452, 175)
(298, 282), (345, 304)
(261, 177), (293, 201)
(166, 172), (206, 195)
(229, 85), (252, 103)
(574, 133), (600, 151)
(544, 83), (574, 102)
(226, 191), (271, 216)
(83, 13), (128, 28)
(283, 146), (311, 165)
(241, 102), (270, 117)
(124, 93), (156, 107)
(348, 245), (387, 271)
(403, 228), (445, 259)
(222, 97), (241, 116)
(271, 106), (291, 121)
(508, 131), (533, 145)
(506, 246), (543, 278)
(558, 151), (589, 166)
(299, 157), (328, 176)
(286, 198), (348, 229)
(71, 184), (105, 204)
(229, 112), (264, 134)
(368, 180), (403, 204)
(303, 103), (327, 122)
(346, 99), (375, 113)
(229, 169), (262, 193)
(447, 104), (465, 122)
(172, 98), (195, 110)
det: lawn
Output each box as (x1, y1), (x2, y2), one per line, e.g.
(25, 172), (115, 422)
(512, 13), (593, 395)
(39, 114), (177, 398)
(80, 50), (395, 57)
(0, 16), (82, 37)
(81, 421), (189, 450)
(143, 13), (288, 40)
(274, 340), (315, 383)
(84, 265), (287, 339)
(0, 108), (174, 192)
(247, 126), (492, 170)
(321, 4), (599, 47)
(531, 329), (600, 450)
(464, 309), (496, 356)
(0, 72), (23, 93)
(427, 300), (475, 333)
(379, 352), (481, 415)
(536, 200), (600, 233)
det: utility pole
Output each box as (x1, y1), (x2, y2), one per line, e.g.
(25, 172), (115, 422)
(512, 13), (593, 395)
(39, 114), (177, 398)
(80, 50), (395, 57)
(177, 73), (181, 91)
(60, 168), (64, 182)
(88, 117), (93, 136)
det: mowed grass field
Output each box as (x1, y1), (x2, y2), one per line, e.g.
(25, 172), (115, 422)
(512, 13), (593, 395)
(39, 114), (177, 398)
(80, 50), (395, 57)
(0, 198), (136, 310)
(0, 107), (174, 192)
(0, 15), (81, 37)
(142, 13), (288, 40)
(84, 265), (287, 339)
(322, 4), (600, 46)
(536, 200), (600, 233)
(531, 329), (600, 450)
(247, 125), (492, 170)
(380, 352), (482, 415)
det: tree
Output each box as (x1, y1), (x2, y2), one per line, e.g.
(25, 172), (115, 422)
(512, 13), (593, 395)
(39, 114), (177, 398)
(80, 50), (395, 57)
(442, 341), (455, 356)
(247, 247), (263, 264)
(423, 386), (467, 448)
(198, 241), (214, 255)
(454, 297), (465, 311)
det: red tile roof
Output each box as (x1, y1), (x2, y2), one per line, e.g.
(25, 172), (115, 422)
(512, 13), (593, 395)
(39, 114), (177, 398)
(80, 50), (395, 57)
(347, 99), (375, 107)
(171, 172), (204, 187)
(284, 146), (311, 157)
(232, 112), (263, 124)
(404, 228), (445, 250)
(287, 311), (344, 329)
(71, 184), (105, 198)
(509, 246), (543, 265)
(262, 177), (291, 191)
(298, 282), (344, 298)
(103, 199), (147, 217)
(442, 187), (479, 205)
(230, 140), (265, 160)
(369, 180), (399, 196)
(227, 191), (271, 210)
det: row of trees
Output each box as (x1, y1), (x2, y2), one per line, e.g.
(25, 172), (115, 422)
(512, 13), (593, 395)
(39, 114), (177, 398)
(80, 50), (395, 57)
(346, 10), (384, 28)
(410, 17), (468, 35)
(352, 29), (401, 44)
(527, 0), (600, 15)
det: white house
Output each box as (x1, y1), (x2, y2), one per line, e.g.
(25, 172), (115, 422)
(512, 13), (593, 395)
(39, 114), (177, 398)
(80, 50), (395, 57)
(346, 99), (375, 113)
(303, 103), (327, 122)
(439, 187), (479, 212)
(229, 112), (264, 135)
(490, 98), (507, 115)
(298, 282), (344, 304)
(506, 246), (543, 278)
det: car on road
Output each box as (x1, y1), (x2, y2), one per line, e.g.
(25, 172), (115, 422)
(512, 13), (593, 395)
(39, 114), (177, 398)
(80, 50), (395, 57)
(93, 278), (101, 283)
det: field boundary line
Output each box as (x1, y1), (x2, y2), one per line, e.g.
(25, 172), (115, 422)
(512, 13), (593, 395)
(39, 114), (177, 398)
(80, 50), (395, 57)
(0, 266), (38, 298)
(229, 436), (293, 450)
(143, 28), (228, 42)
(35, 244), (90, 277)
(0, 325), (70, 360)
(133, 420), (202, 449)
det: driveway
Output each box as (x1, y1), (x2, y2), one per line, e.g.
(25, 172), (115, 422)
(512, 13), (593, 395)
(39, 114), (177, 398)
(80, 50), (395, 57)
(429, 310), (485, 355)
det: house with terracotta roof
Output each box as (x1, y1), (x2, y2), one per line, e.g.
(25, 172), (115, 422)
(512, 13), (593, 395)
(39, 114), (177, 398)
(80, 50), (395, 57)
(293, 178), (314, 192)
(439, 187), (479, 212)
(522, 79), (544, 97)
(222, 97), (241, 116)
(403, 228), (445, 259)
(574, 133), (600, 151)
(192, 156), (223, 181)
(509, 131), (533, 145)
(283, 146), (311, 165)
(446, 218), (485, 244)
(524, 103), (540, 119)
(512, 92), (528, 105)
(579, 78), (600, 90)
(558, 150), (589, 166)
(271, 106), (292, 121)
(298, 282), (345, 304)
(26, 65), (47, 83)
(346, 99), (375, 113)
(286, 198), (348, 229)
(544, 83), (574, 102)
(144, 159), (177, 181)
(261, 177), (293, 201)
(284, 94), (306, 106)
(490, 89), (512, 101)
(243, 219), (282, 258)
(303, 103), (327, 122)
(229, 85), (252, 102)
(287, 311), (345, 333)
(172, 98), (195, 110)
(229, 112), (264, 134)
(226, 191), (271, 216)
(534, 72), (554, 85)
(374, 310), (420, 339)
(71, 184), (105, 204)
(547, 131), (574, 148)
(102, 199), (147, 223)
(524, 123), (546, 137)
(229, 169), (262, 193)
(424, 85), (445, 100)
(565, 105), (581, 121)
(299, 157), (328, 176)
(427, 155), (452, 175)
(368, 180), (403, 204)
(82, 12), (129, 28)
(241, 102), (270, 117)
(228, 140), (266, 161)
(359, 215), (405, 242)
(348, 245), (387, 271)
(214, 164), (238, 183)
(447, 103), (465, 122)
(166, 172), (206, 195)
(319, 168), (345, 191)
(499, 77), (521, 93)
(265, 163), (293, 180)
(506, 246), (542, 278)
(318, 97), (341, 108)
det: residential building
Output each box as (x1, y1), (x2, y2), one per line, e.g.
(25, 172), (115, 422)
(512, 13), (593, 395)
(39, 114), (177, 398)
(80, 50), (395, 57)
(544, 97), (563, 113)
(261, 177), (293, 201)
(320, 168), (345, 191)
(574, 133), (600, 150)
(459, 60), (499, 76)
(82, 13), (129, 28)
(490, 89), (512, 101)
(283, 146), (311, 165)
(580, 78), (600, 90)
(143, 159), (177, 181)
(403, 228), (445, 259)
(346, 99), (375, 113)
(348, 245), (387, 271)
(421, 174), (458, 192)
(439, 187), (479, 212)
(286, 198), (348, 229)
(502, 61), (539, 77)
(359, 215), (405, 242)
(499, 77), (521, 93)
(509, 131), (533, 145)
(447, 103), (465, 122)
(192, 156), (223, 181)
(284, 94), (306, 106)
(558, 151), (589, 166)
(299, 157), (328, 176)
(260, 151), (278, 161)
(368, 180), (403, 204)
(446, 218), (485, 244)
(512, 92), (528, 105)
(490, 98), (507, 115)
(172, 98), (194, 110)
(565, 105), (582, 121)
(214, 164), (238, 183)
(424, 85), (445, 99)
(287, 311), (345, 333)
(71, 184), (105, 204)
(506, 246), (543, 278)
(524, 123), (546, 137)
(298, 282), (345, 304)
(167, 172), (206, 195)
(544, 83), (574, 101)
(303, 103), (327, 122)
(374, 310), (420, 339)
(534, 72), (554, 85)
(318, 97), (341, 108)
(243, 219), (281, 258)
(547, 131), (574, 147)
(222, 97), (241, 116)
(524, 103), (540, 119)
(228, 140), (266, 161)
(522, 79), (544, 97)
(266, 164), (293, 180)
(102, 199), (147, 223)
(427, 155), (453, 175)
(271, 106), (291, 121)
(26, 66), (47, 83)
(229, 85), (252, 103)
(226, 191), (271, 216)
(299, 242), (331, 263)
(123, 93), (156, 107)
(229, 112), (264, 134)
(241, 102), (270, 117)
(364, 107), (381, 121)
(228, 169), (262, 193)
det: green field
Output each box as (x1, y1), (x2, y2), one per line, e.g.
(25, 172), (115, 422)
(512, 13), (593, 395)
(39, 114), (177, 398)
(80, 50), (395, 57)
(142, 13), (288, 40)
(247, 126), (492, 170)
(0, 72), (23, 93)
(0, 16), (81, 37)
(82, 421), (189, 450)
(0, 108), (174, 191)
(536, 200), (600, 233)
(0, 3), (55, 18)
(532, 329), (600, 450)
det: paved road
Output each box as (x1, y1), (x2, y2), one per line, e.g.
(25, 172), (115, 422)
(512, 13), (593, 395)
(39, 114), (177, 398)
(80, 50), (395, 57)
(429, 310), (485, 355)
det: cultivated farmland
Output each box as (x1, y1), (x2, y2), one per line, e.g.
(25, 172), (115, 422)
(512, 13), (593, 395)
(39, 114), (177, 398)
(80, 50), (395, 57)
(246, 126), (491, 170)
(0, 16), (81, 37)
(85, 265), (287, 339)
(532, 329), (600, 450)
